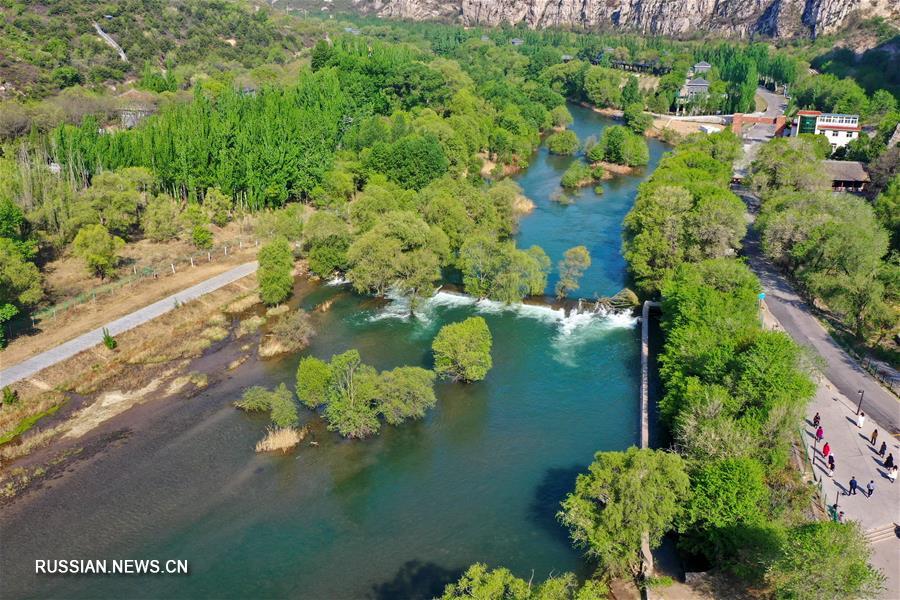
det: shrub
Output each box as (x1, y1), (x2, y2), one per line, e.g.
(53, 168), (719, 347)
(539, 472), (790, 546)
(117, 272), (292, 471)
(191, 225), (214, 249)
(546, 130), (579, 155)
(269, 383), (299, 428)
(266, 309), (314, 353)
(2, 387), (20, 407)
(101, 327), (117, 350)
(560, 162), (593, 190)
(235, 386), (272, 412)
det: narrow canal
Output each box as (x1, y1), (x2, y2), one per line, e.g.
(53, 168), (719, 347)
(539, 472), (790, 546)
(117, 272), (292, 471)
(0, 104), (669, 599)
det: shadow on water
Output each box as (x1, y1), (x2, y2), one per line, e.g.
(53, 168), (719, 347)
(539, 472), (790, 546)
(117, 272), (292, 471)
(529, 465), (584, 547)
(368, 560), (465, 600)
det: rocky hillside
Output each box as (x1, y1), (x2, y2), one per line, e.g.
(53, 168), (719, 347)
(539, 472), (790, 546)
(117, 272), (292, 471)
(354, 0), (898, 38)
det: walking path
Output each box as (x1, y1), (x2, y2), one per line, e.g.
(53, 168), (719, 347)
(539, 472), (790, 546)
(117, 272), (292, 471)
(737, 189), (899, 435)
(738, 189), (899, 596)
(0, 261), (258, 386)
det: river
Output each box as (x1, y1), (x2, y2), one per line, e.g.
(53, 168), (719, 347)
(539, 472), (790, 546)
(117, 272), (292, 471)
(0, 104), (668, 599)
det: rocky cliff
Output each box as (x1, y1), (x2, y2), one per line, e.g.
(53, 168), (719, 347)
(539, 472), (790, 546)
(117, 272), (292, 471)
(355, 0), (898, 38)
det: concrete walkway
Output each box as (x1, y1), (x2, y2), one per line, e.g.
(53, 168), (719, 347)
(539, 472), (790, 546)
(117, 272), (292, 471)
(0, 261), (258, 386)
(737, 189), (900, 435)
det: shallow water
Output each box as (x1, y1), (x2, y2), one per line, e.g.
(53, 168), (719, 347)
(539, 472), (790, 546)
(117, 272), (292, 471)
(0, 105), (668, 599)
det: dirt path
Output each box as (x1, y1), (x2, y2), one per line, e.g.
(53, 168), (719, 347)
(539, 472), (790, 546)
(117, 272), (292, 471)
(0, 262), (258, 386)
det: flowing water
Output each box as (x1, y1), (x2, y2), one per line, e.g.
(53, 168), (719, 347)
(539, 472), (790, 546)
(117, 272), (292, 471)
(0, 105), (668, 599)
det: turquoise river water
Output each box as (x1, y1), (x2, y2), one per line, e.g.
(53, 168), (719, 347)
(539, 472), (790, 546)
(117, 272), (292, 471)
(0, 105), (668, 599)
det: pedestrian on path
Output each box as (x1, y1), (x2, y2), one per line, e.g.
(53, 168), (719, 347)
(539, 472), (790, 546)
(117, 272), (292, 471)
(857, 412), (866, 428)
(866, 480), (875, 497)
(813, 412), (821, 428)
(816, 425), (824, 441)
(849, 476), (858, 495)
(828, 454), (835, 477)
(885, 453), (894, 469)
(889, 466), (897, 484)
(822, 442), (831, 459)
(879, 441), (887, 457)
(869, 428), (878, 445)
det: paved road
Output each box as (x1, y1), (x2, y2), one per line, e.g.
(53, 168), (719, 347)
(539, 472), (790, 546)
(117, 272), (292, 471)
(0, 261), (258, 387)
(737, 190), (899, 435)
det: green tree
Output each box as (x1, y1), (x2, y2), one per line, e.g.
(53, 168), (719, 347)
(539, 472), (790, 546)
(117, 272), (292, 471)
(558, 447), (690, 577)
(295, 356), (332, 409)
(546, 130), (579, 155)
(72, 224), (124, 278)
(142, 194), (183, 241)
(0, 237), (43, 347)
(550, 105), (574, 128)
(203, 188), (232, 227)
(432, 316), (493, 382)
(680, 458), (768, 559)
(623, 103), (653, 134)
(766, 522), (885, 600)
(622, 75), (642, 106)
(555, 245), (591, 298)
(560, 162), (593, 190)
(441, 564), (607, 600)
(377, 366), (437, 425)
(268, 383), (299, 428)
(257, 237), (294, 306)
(191, 225), (213, 249)
(322, 349), (381, 438)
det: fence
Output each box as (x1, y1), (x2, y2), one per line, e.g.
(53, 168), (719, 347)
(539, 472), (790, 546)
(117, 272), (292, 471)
(5, 235), (262, 340)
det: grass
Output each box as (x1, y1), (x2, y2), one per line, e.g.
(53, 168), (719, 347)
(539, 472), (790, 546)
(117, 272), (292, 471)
(0, 403), (63, 445)
(255, 426), (306, 453)
(237, 315), (266, 338)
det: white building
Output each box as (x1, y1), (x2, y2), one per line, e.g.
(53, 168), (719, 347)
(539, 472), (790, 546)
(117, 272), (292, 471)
(791, 110), (860, 151)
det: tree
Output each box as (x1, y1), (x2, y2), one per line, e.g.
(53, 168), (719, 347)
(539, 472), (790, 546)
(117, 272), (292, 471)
(557, 447), (690, 577)
(0, 237), (42, 347)
(258, 237), (294, 306)
(377, 366), (437, 425)
(441, 564), (607, 600)
(550, 105), (573, 128)
(555, 246), (591, 298)
(623, 102), (653, 134)
(203, 188), (232, 226)
(322, 349), (381, 438)
(191, 225), (213, 249)
(142, 194), (183, 241)
(432, 317), (493, 383)
(296, 356), (332, 409)
(72, 224), (124, 278)
(680, 458), (768, 559)
(766, 522), (885, 600)
(589, 125), (648, 166)
(546, 130), (579, 155)
(584, 66), (623, 108)
(622, 75), (642, 106)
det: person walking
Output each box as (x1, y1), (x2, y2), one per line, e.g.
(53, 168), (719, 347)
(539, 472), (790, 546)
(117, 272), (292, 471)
(822, 442), (831, 459)
(838, 511), (845, 523)
(828, 454), (835, 477)
(870, 428), (878, 445)
(889, 466), (897, 484)
(866, 480), (875, 498)
(857, 412), (866, 429)
(849, 476), (858, 495)
(813, 412), (821, 428)
(816, 425), (824, 442)
(885, 453), (894, 469)
(879, 441), (887, 457)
